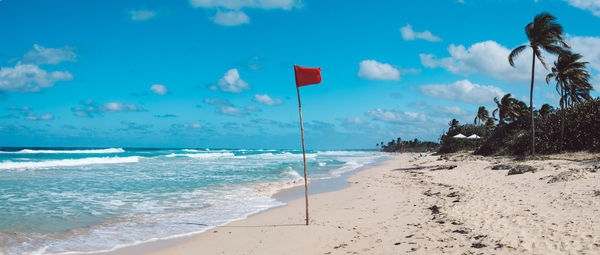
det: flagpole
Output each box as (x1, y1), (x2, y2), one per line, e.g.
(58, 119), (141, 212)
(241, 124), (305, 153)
(296, 84), (310, 226)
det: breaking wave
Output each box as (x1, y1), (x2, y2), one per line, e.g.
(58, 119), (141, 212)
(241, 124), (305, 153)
(0, 148), (125, 154)
(165, 153), (235, 159)
(0, 156), (140, 170)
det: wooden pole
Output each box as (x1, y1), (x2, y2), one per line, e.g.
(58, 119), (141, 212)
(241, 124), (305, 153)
(296, 85), (309, 226)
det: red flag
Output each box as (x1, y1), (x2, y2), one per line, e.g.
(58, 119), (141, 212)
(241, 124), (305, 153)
(294, 65), (321, 87)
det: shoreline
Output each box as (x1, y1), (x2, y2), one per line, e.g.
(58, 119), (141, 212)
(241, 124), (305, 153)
(90, 153), (391, 255)
(61, 151), (600, 254)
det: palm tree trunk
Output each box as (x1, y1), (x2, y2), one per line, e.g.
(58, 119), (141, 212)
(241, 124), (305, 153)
(560, 83), (564, 152)
(530, 50), (536, 156)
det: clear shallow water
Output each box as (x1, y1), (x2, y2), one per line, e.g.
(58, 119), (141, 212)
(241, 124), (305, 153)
(0, 148), (387, 255)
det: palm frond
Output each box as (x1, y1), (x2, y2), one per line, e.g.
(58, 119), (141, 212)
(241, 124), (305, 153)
(534, 48), (548, 69)
(509, 45), (527, 67)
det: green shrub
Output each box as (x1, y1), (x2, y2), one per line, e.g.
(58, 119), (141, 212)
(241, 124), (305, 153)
(439, 124), (488, 153)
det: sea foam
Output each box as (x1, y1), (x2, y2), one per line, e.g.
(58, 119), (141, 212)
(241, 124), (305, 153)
(165, 153), (235, 159)
(0, 156), (140, 170)
(0, 148), (125, 154)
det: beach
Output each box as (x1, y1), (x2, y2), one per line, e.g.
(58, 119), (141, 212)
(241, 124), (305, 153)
(137, 153), (600, 254)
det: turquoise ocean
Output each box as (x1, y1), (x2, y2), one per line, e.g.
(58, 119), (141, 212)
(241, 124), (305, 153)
(0, 148), (387, 254)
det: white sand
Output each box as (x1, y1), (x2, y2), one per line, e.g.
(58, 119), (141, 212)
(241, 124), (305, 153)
(140, 153), (600, 254)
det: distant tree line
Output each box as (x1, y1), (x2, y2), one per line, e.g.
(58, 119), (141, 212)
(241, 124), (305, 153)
(377, 138), (439, 153)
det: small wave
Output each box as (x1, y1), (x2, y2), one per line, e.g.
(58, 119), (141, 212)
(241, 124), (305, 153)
(181, 149), (200, 152)
(0, 148), (125, 154)
(165, 153), (235, 159)
(281, 166), (303, 180)
(245, 152), (317, 160)
(316, 150), (371, 156)
(0, 156), (140, 170)
(326, 156), (383, 177)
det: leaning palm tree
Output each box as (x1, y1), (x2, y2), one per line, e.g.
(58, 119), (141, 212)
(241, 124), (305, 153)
(508, 12), (569, 156)
(564, 78), (593, 106)
(492, 94), (521, 126)
(473, 106), (489, 125)
(485, 117), (496, 130)
(538, 103), (555, 117)
(546, 50), (591, 150)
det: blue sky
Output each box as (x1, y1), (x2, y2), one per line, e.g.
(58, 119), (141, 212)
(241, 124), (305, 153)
(2, 0), (600, 149)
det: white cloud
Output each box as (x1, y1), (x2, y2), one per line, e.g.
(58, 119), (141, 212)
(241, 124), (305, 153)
(39, 114), (54, 120)
(0, 45), (76, 93)
(190, 0), (300, 10)
(253, 94), (282, 105)
(190, 0), (300, 26)
(150, 84), (167, 95)
(205, 97), (232, 106)
(217, 68), (250, 93)
(0, 63), (73, 92)
(216, 106), (248, 116)
(414, 102), (469, 116)
(419, 80), (505, 104)
(212, 10), (250, 26)
(101, 102), (141, 113)
(431, 105), (469, 116)
(188, 123), (202, 129)
(564, 35), (600, 90)
(245, 105), (261, 112)
(400, 24), (442, 42)
(130, 9), (157, 21)
(338, 117), (375, 130)
(567, 35), (600, 72)
(420, 40), (549, 83)
(358, 60), (401, 81)
(6, 106), (54, 120)
(72, 101), (144, 117)
(563, 0), (600, 16)
(366, 108), (426, 123)
(170, 123), (205, 131)
(22, 44), (77, 65)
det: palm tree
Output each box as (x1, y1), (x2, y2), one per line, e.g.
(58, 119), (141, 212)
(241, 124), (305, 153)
(508, 12), (569, 156)
(485, 118), (496, 130)
(473, 106), (490, 125)
(564, 78), (592, 106)
(492, 94), (521, 126)
(538, 104), (555, 117)
(546, 50), (592, 150)
(448, 119), (459, 130)
(513, 100), (530, 120)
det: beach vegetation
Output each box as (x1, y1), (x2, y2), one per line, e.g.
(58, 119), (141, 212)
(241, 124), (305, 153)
(439, 120), (488, 153)
(380, 137), (439, 152)
(546, 50), (592, 151)
(492, 94), (528, 127)
(477, 98), (600, 155)
(474, 106), (489, 125)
